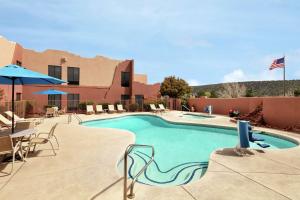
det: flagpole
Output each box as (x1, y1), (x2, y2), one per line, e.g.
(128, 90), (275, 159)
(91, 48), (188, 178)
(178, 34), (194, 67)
(283, 55), (286, 96)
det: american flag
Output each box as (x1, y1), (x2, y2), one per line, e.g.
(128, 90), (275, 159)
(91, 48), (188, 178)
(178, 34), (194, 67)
(269, 57), (285, 70)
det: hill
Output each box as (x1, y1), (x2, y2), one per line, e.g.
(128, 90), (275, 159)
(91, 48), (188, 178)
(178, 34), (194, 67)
(192, 80), (300, 97)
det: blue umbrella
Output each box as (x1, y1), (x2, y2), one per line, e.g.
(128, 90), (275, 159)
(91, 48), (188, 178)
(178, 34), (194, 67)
(33, 89), (68, 95)
(0, 64), (66, 133)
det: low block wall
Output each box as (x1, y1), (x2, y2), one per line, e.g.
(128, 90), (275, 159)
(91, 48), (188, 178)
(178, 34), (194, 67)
(188, 97), (300, 129)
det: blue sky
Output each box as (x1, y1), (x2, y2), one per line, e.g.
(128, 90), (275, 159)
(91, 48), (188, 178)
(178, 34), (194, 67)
(1, 0), (300, 85)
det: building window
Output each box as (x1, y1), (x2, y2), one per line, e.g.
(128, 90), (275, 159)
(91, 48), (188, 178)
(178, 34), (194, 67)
(48, 94), (61, 108)
(16, 60), (22, 66)
(16, 93), (22, 101)
(121, 72), (130, 87)
(121, 95), (130, 101)
(135, 95), (144, 106)
(67, 94), (80, 111)
(67, 67), (80, 85)
(48, 65), (62, 79)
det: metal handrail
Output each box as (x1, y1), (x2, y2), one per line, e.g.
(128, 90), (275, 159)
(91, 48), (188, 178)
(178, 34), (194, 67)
(68, 113), (83, 124)
(123, 144), (154, 200)
(182, 105), (190, 112)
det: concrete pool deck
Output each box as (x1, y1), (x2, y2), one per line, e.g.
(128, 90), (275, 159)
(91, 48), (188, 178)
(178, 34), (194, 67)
(0, 111), (299, 200)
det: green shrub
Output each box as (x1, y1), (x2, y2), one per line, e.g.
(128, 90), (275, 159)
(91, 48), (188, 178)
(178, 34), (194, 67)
(294, 89), (300, 97)
(129, 103), (139, 112)
(78, 102), (87, 111)
(86, 100), (94, 105)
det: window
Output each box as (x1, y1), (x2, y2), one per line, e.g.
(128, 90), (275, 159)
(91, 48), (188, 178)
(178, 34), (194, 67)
(121, 95), (130, 101)
(48, 65), (62, 79)
(16, 93), (22, 101)
(16, 60), (22, 66)
(67, 94), (80, 111)
(48, 94), (61, 108)
(68, 67), (80, 85)
(121, 72), (130, 87)
(135, 95), (144, 106)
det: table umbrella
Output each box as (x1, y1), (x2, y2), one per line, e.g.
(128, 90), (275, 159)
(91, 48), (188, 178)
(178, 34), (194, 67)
(0, 64), (66, 133)
(33, 89), (68, 95)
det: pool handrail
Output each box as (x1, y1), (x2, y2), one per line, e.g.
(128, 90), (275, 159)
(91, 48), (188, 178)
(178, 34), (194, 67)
(182, 105), (190, 112)
(123, 144), (155, 200)
(68, 113), (82, 124)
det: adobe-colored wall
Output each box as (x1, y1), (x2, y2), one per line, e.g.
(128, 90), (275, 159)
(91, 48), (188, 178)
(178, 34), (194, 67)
(0, 36), (16, 66)
(134, 74), (148, 84)
(132, 81), (160, 99)
(189, 97), (263, 115)
(188, 97), (300, 129)
(22, 49), (121, 87)
(263, 97), (300, 128)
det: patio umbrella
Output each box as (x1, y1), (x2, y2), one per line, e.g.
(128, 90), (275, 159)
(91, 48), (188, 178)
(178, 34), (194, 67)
(0, 64), (66, 133)
(33, 89), (68, 95)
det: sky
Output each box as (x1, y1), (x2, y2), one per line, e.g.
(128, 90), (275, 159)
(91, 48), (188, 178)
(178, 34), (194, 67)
(0, 0), (300, 85)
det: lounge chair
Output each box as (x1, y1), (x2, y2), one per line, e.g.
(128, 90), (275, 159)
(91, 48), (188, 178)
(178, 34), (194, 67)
(0, 134), (24, 174)
(158, 104), (169, 112)
(26, 123), (59, 157)
(0, 114), (16, 128)
(117, 104), (126, 113)
(5, 111), (42, 125)
(96, 105), (104, 114)
(108, 105), (117, 113)
(86, 105), (95, 115)
(53, 106), (59, 117)
(150, 104), (161, 113)
(45, 107), (55, 118)
(58, 107), (66, 115)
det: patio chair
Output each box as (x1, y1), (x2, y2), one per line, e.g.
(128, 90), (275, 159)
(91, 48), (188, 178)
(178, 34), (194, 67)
(86, 105), (95, 115)
(117, 104), (126, 113)
(53, 107), (59, 117)
(26, 123), (59, 157)
(0, 135), (23, 174)
(58, 107), (66, 115)
(5, 111), (25, 121)
(108, 105), (117, 113)
(150, 104), (161, 113)
(158, 104), (169, 112)
(45, 107), (55, 118)
(0, 114), (16, 128)
(96, 105), (104, 114)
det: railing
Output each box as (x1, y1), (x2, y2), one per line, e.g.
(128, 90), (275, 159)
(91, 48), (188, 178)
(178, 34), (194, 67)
(182, 105), (190, 112)
(68, 113), (82, 124)
(123, 144), (154, 200)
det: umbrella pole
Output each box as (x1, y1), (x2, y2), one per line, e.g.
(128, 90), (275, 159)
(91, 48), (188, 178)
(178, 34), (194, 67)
(11, 78), (15, 133)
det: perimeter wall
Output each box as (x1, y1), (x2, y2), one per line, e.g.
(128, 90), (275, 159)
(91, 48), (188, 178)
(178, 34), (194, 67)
(188, 97), (300, 129)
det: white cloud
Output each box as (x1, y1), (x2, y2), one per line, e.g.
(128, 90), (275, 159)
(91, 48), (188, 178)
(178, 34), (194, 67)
(188, 79), (201, 86)
(223, 68), (282, 83)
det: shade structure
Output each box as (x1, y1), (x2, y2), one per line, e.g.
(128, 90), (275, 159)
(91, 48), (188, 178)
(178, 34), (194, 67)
(33, 89), (68, 95)
(0, 64), (66, 133)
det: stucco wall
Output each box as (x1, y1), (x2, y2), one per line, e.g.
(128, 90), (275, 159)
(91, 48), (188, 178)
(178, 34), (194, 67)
(134, 74), (148, 84)
(0, 36), (16, 66)
(188, 97), (300, 129)
(22, 49), (121, 87)
(132, 81), (160, 99)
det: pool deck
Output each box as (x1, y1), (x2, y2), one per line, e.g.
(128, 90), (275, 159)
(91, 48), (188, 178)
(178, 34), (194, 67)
(0, 111), (300, 200)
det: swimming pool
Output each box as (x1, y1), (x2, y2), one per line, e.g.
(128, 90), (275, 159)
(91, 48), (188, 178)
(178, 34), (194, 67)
(82, 115), (297, 186)
(181, 113), (215, 119)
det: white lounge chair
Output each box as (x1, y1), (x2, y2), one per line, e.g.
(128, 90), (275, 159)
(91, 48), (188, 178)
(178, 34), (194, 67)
(4, 111), (25, 121)
(117, 104), (126, 113)
(108, 105), (117, 113)
(96, 105), (104, 114)
(150, 104), (161, 113)
(0, 114), (16, 128)
(158, 104), (169, 112)
(45, 107), (55, 118)
(5, 111), (42, 125)
(86, 105), (95, 115)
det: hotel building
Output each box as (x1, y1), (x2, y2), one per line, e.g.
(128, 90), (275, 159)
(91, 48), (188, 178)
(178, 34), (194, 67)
(0, 36), (160, 113)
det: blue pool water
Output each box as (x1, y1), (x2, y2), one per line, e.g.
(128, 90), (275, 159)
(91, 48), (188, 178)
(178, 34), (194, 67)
(82, 115), (297, 186)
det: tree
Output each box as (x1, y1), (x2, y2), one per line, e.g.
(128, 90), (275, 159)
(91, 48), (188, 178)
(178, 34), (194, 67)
(217, 83), (246, 98)
(294, 88), (300, 97)
(160, 76), (192, 98)
(245, 88), (254, 97)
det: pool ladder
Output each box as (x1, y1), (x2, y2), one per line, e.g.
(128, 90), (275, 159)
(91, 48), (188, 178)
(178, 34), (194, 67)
(68, 113), (83, 124)
(123, 144), (155, 200)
